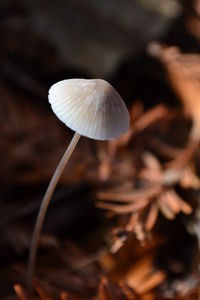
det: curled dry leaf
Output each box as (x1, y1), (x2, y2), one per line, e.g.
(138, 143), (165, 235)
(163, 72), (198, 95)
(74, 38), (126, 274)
(148, 43), (200, 141)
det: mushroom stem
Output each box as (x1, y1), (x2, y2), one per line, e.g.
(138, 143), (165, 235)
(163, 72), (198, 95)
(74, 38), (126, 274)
(27, 131), (81, 291)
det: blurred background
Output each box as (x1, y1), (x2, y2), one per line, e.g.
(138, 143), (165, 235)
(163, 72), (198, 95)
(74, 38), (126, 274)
(2, 0), (200, 299)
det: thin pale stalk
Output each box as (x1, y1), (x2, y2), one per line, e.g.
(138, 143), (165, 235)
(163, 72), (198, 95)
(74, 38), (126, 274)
(27, 132), (81, 290)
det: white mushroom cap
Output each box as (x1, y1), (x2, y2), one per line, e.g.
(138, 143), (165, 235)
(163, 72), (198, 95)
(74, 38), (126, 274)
(48, 79), (130, 140)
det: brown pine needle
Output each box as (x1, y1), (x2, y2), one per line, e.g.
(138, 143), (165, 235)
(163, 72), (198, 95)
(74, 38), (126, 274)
(144, 203), (159, 231)
(97, 199), (149, 214)
(97, 186), (162, 203)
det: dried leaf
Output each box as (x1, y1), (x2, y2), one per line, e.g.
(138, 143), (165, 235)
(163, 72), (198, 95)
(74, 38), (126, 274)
(148, 43), (200, 141)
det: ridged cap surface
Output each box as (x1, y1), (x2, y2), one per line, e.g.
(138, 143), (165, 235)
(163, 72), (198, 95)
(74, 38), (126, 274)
(48, 79), (129, 140)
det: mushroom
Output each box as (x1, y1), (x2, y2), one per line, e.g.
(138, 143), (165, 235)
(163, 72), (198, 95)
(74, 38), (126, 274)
(27, 78), (130, 290)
